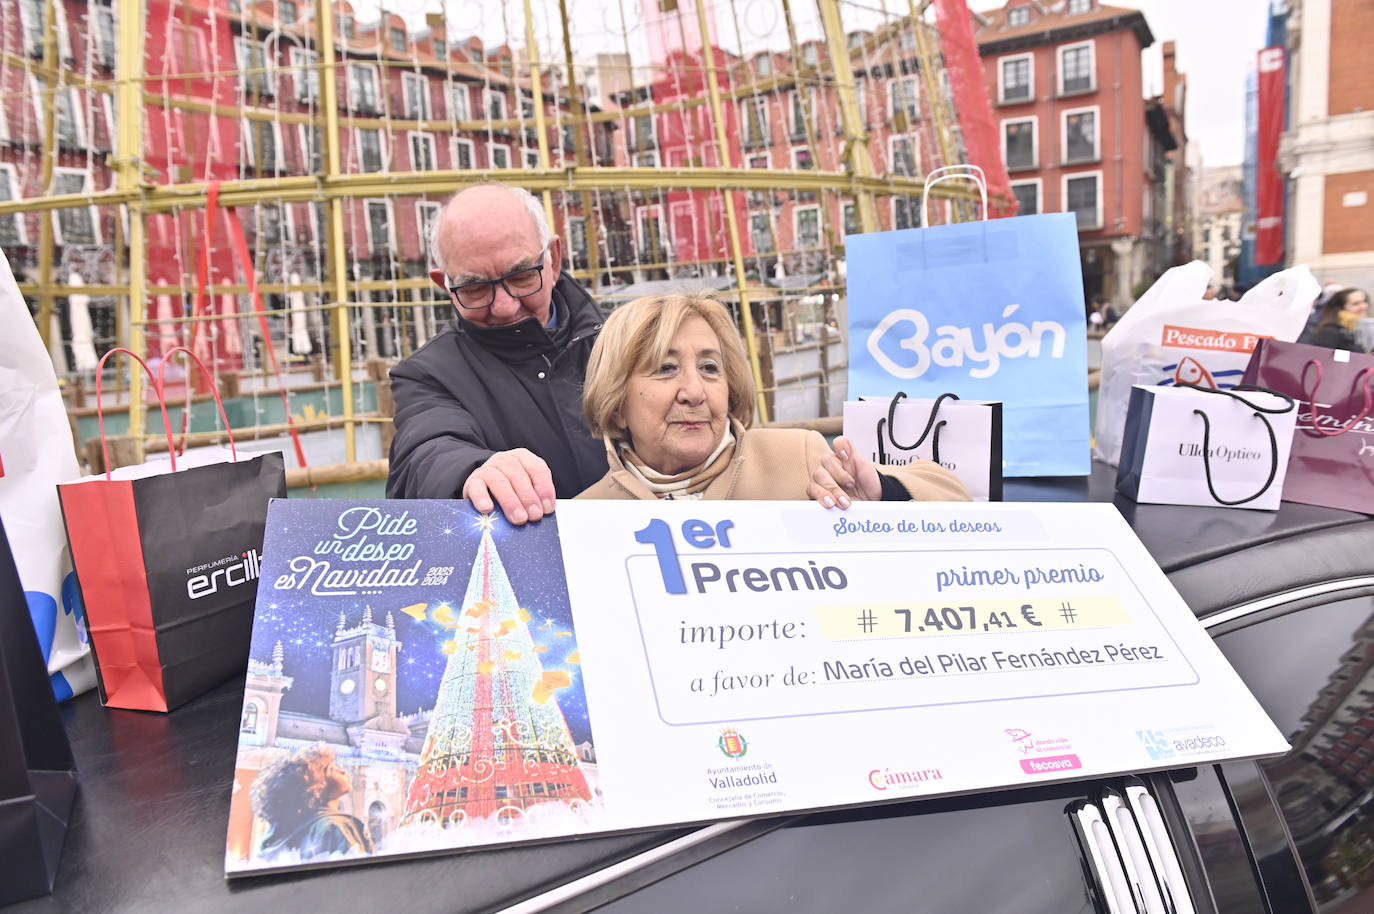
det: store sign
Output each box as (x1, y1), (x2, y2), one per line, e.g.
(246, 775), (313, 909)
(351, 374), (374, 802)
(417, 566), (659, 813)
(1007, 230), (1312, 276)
(226, 500), (1286, 875)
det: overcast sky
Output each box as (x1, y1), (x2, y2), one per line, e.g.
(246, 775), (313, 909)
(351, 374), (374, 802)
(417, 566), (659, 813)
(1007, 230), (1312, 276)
(1072, 0), (1272, 169)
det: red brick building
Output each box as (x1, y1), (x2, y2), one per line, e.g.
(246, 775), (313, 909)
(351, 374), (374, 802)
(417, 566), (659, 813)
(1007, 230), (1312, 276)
(974, 0), (1180, 306)
(1280, 0), (1374, 292)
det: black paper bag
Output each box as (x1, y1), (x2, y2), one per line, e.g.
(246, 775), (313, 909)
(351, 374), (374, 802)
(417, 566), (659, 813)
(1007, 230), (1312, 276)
(0, 513), (77, 905)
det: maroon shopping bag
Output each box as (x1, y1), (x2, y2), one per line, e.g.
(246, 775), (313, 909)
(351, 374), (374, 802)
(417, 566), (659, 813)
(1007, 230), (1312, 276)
(1242, 338), (1374, 513)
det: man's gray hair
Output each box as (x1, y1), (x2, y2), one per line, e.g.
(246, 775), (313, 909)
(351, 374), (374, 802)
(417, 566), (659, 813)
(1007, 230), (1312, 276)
(429, 183), (552, 275)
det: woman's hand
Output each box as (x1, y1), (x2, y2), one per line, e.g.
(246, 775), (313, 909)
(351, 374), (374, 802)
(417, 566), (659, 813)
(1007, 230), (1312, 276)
(808, 436), (883, 508)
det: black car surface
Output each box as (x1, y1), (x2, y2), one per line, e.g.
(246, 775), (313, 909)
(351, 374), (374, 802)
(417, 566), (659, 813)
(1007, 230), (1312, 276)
(14, 464), (1374, 913)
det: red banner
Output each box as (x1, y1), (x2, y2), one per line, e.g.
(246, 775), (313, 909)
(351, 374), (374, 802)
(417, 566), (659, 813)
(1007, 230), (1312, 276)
(1255, 46), (1286, 266)
(933, 0), (1014, 216)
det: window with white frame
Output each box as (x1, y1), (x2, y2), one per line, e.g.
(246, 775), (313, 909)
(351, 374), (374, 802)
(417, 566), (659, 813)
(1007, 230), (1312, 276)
(257, 202), (286, 246)
(523, 148), (540, 169)
(489, 143), (511, 169)
(1067, 0), (1091, 13)
(448, 84), (470, 121)
(278, 0), (297, 23)
(451, 137), (475, 170)
(795, 206), (820, 248)
(349, 64), (379, 112)
(417, 201), (441, 264)
(802, 43), (819, 67)
(484, 89), (507, 120)
(852, 80), (868, 127)
(1062, 106), (1098, 163)
(1009, 179), (1040, 216)
(389, 27), (407, 53)
(889, 134), (918, 177)
(357, 128), (385, 172)
(290, 48), (319, 102)
(1063, 172), (1101, 229)
(567, 217), (588, 269)
(749, 212), (773, 253)
(95, 5), (116, 68)
(842, 201), (858, 236)
(52, 170), (97, 244)
(243, 120), (281, 173)
(636, 206), (666, 256)
(999, 53), (1032, 103)
(235, 38), (271, 97)
(0, 165), (23, 247)
(792, 146), (814, 169)
(1002, 117), (1036, 170)
(755, 54), (772, 77)
(631, 112), (655, 152)
(893, 196), (919, 230)
(365, 199), (393, 254)
(747, 154), (769, 207)
(433, 36), (446, 58)
(1007, 5), (1030, 27)
(402, 72), (429, 119)
(889, 76), (920, 127)
(789, 89), (811, 138)
(633, 151), (657, 168)
(410, 132), (436, 171)
(740, 96), (770, 147)
(1059, 41), (1094, 94)
(301, 124), (324, 172)
(50, 84), (83, 148)
(18, 0), (68, 58)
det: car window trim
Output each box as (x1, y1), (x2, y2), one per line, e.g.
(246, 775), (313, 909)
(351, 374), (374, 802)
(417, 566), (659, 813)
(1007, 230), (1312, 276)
(1201, 576), (1374, 631)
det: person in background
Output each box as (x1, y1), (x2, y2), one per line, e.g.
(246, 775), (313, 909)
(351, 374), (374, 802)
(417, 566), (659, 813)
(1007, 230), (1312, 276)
(1310, 288), (1371, 352)
(386, 183), (607, 523)
(576, 294), (970, 504)
(251, 746), (374, 862)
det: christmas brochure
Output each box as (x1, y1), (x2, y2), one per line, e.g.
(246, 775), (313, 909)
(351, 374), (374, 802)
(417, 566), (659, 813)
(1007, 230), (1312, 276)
(226, 499), (1286, 875)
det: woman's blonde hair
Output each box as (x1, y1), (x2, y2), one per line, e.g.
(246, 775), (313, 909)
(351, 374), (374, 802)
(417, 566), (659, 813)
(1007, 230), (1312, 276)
(583, 294), (756, 438)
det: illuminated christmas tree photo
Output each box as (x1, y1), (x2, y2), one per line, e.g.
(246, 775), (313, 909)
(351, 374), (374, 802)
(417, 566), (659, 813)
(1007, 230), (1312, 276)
(401, 515), (593, 828)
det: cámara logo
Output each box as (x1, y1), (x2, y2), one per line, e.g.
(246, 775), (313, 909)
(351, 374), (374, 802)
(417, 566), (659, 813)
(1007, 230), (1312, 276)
(186, 549), (261, 600)
(717, 728), (748, 759)
(868, 765), (943, 791)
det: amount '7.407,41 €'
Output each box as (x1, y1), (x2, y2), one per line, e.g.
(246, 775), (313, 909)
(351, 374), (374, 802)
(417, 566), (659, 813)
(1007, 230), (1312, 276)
(813, 597), (1131, 641)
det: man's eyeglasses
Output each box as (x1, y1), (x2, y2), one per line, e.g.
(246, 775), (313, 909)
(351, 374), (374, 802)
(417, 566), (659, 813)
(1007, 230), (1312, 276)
(447, 252), (546, 310)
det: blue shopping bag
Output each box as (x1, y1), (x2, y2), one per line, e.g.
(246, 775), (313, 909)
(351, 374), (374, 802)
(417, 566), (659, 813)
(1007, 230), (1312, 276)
(847, 211), (1089, 476)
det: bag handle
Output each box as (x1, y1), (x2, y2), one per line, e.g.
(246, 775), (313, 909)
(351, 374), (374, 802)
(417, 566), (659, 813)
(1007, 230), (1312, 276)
(1178, 384), (1291, 507)
(1299, 359), (1374, 437)
(94, 348), (179, 479)
(877, 391), (958, 465)
(157, 345), (239, 463)
(922, 165), (987, 227)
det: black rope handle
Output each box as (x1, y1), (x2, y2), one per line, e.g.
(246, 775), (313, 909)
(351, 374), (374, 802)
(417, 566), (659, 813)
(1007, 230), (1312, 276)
(1192, 406), (1280, 506)
(1175, 382), (1296, 415)
(877, 391), (959, 464)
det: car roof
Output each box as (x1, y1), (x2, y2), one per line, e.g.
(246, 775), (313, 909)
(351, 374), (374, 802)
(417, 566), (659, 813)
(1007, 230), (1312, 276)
(1005, 461), (1374, 618)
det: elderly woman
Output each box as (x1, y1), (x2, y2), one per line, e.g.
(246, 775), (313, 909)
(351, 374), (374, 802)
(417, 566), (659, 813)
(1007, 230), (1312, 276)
(577, 294), (968, 503)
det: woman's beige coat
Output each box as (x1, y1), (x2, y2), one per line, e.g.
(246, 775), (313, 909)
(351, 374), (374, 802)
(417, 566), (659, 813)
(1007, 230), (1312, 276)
(577, 426), (970, 502)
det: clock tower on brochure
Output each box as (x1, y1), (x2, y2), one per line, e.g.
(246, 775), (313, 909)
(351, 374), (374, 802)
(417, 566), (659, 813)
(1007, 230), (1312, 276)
(329, 605), (400, 724)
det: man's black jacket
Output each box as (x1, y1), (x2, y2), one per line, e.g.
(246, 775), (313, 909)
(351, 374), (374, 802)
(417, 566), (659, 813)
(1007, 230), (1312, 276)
(386, 273), (608, 500)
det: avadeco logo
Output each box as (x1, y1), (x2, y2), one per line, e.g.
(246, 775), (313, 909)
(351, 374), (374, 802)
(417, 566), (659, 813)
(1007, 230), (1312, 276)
(1161, 325), (1272, 353)
(186, 550), (261, 599)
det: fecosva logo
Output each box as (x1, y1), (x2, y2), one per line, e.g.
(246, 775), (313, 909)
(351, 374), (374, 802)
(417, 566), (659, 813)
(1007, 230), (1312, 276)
(866, 304), (1067, 380)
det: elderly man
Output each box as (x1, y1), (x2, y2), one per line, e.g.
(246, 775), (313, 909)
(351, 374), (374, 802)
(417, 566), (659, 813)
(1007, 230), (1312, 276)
(386, 183), (607, 523)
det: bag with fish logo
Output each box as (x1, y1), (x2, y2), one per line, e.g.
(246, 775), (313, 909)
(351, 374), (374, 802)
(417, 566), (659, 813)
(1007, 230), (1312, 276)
(1094, 262), (1318, 466)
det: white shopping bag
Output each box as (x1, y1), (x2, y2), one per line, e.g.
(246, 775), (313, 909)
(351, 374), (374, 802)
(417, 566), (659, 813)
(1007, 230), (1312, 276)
(843, 392), (1002, 501)
(1094, 261), (1318, 466)
(0, 249), (95, 700)
(1115, 385), (1297, 511)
